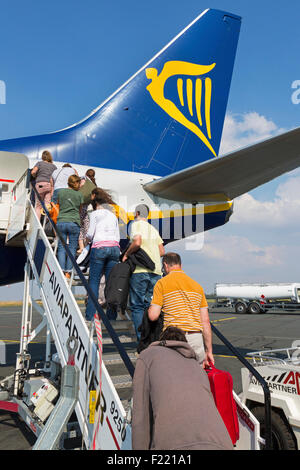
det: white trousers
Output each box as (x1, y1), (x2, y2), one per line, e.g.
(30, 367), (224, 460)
(185, 332), (205, 363)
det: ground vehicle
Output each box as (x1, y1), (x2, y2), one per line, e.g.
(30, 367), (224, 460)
(240, 346), (300, 450)
(215, 283), (300, 314)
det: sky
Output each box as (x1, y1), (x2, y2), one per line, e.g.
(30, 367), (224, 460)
(1, 0), (300, 299)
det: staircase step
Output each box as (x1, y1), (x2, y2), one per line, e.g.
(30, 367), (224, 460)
(73, 291), (136, 412)
(103, 353), (137, 365)
(75, 307), (134, 332)
(103, 320), (134, 332)
(112, 374), (132, 389)
(102, 334), (135, 345)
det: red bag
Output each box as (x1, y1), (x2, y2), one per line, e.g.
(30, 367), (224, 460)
(205, 364), (239, 445)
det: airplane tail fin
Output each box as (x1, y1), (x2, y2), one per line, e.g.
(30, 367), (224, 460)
(0, 9), (241, 177)
(75, 8), (241, 176)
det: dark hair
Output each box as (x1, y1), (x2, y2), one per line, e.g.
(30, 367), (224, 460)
(63, 163), (72, 168)
(159, 326), (187, 343)
(162, 252), (181, 267)
(92, 187), (115, 206)
(86, 169), (96, 186)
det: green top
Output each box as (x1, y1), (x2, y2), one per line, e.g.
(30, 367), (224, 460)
(57, 188), (84, 226)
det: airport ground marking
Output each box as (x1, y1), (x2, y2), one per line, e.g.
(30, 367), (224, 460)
(211, 316), (237, 323)
(0, 342), (250, 360)
(1, 340), (44, 344)
(1, 342), (253, 361)
(1, 318), (237, 344)
(215, 354), (252, 360)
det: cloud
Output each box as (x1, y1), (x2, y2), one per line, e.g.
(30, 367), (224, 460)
(231, 172), (300, 228)
(219, 111), (285, 155)
(200, 232), (285, 267)
(176, 228), (300, 292)
(218, 112), (300, 229)
(172, 112), (300, 291)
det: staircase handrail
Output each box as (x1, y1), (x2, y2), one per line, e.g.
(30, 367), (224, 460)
(30, 174), (135, 378)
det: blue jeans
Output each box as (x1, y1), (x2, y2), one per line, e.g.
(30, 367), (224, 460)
(56, 222), (80, 272)
(85, 246), (120, 321)
(129, 272), (161, 341)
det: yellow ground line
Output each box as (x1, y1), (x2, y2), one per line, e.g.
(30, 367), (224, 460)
(211, 317), (251, 359)
(0, 343), (251, 361)
(1, 342), (252, 361)
(215, 354), (252, 360)
(1, 340), (44, 344)
(0, 302), (23, 307)
(1, 317), (236, 343)
(211, 317), (237, 323)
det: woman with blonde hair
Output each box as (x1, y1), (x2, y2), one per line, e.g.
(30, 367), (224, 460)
(31, 150), (57, 219)
(56, 174), (84, 278)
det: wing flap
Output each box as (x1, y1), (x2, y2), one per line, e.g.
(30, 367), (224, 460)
(143, 127), (300, 202)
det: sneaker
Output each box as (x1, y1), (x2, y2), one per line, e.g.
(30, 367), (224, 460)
(64, 272), (71, 279)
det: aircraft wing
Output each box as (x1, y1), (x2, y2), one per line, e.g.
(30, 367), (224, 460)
(143, 127), (300, 203)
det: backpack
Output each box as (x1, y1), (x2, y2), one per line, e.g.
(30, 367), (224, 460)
(104, 262), (132, 312)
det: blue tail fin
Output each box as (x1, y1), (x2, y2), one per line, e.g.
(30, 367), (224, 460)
(0, 9), (241, 176)
(81, 8), (241, 176)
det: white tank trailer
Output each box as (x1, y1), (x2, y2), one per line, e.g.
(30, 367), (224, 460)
(214, 283), (300, 314)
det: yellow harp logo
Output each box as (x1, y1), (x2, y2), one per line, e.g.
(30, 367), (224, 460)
(146, 61), (217, 157)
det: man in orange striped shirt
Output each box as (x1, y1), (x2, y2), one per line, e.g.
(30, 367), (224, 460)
(148, 252), (214, 368)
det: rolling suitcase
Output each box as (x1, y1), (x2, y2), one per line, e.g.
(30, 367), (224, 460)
(205, 364), (239, 445)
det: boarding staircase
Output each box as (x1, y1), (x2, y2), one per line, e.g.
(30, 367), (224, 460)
(0, 165), (271, 450)
(1, 169), (136, 450)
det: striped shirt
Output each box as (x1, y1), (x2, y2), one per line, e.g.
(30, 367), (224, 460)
(151, 270), (208, 332)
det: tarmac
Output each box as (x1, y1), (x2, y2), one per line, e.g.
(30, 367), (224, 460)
(0, 302), (299, 450)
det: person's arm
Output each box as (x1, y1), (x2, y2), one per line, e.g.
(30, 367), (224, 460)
(148, 281), (163, 321)
(31, 166), (39, 178)
(49, 175), (54, 196)
(148, 303), (162, 322)
(200, 306), (214, 368)
(159, 243), (165, 257)
(78, 193), (84, 214)
(85, 212), (97, 242)
(122, 234), (142, 262)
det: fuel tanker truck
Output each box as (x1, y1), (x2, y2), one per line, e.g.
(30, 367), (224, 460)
(214, 283), (300, 314)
